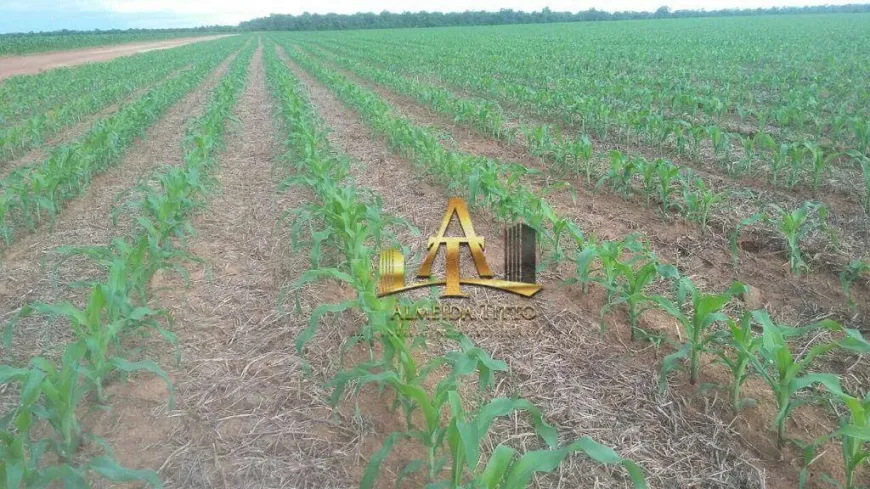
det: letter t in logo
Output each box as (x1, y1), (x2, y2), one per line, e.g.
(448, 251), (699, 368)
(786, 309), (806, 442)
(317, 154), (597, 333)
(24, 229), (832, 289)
(417, 198), (493, 297)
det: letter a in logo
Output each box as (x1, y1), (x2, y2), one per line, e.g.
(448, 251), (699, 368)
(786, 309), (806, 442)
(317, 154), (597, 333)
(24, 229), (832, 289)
(417, 198), (493, 297)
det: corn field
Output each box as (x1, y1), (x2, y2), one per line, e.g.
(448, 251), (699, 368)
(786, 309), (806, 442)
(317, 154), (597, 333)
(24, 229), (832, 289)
(1, 14), (869, 489)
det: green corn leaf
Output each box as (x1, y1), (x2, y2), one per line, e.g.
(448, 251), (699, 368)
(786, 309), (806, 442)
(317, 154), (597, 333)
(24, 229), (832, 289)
(108, 357), (175, 408)
(360, 431), (406, 489)
(790, 373), (843, 397)
(19, 369), (45, 406)
(498, 445), (594, 489)
(397, 459), (425, 488)
(296, 300), (357, 353)
(476, 398), (558, 448)
(478, 444), (517, 489)
(0, 366), (29, 384)
(88, 455), (162, 488)
(659, 343), (691, 392)
(36, 464), (88, 488)
(836, 424), (870, 442)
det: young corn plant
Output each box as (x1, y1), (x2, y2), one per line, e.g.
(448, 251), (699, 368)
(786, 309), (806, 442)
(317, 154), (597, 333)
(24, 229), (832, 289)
(656, 160), (680, 213)
(637, 157), (659, 207)
(569, 134), (595, 186)
(730, 201), (828, 274)
(715, 311), (763, 411)
(770, 202), (829, 274)
(803, 142), (839, 195)
(1, 346), (162, 487)
(787, 142), (808, 188)
(829, 391), (870, 489)
(568, 234), (647, 304)
(655, 278), (746, 389)
(769, 142), (790, 187)
(329, 333), (508, 485)
(847, 150), (870, 214)
(333, 342), (646, 489)
(851, 117), (869, 156)
(707, 125), (731, 163)
(748, 311), (870, 448)
(15, 284), (173, 403)
(596, 150), (637, 197)
(602, 254), (678, 340)
(441, 394), (647, 489)
(681, 171), (722, 233)
(840, 259), (869, 312)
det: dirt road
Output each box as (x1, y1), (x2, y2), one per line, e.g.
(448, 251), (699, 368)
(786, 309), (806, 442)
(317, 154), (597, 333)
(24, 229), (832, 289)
(0, 35), (235, 80)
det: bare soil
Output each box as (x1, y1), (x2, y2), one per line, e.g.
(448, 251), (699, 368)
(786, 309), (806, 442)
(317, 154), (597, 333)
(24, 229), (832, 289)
(88, 46), (359, 488)
(313, 63), (870, 488)
(325, 61), (868, 334)
(0, 53), (236, 363)
(3, 38), (866, 489)
(0, 35), (234, 80)
(0, 66), (191, 179)
(283, 54), (784, 489)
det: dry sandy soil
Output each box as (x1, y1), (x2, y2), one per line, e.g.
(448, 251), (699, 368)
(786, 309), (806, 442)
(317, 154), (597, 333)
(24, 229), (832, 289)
(0, 35), (234, 79)
(1, 34), (868, 489)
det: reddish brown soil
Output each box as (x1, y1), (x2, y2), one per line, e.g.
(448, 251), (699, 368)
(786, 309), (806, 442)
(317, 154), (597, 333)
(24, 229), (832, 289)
(283, 52), (787, 489)
(89, 46), (359, 488)
(0, 53), (235, 363)
(0, 35), (234, 80)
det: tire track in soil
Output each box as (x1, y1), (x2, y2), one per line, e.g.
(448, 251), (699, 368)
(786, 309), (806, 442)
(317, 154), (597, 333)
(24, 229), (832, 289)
(282, 54), (794, 489)
(0, 35), (235, 80)
(90, 45), (358, 488)
(0, 52), (237, 364)
(0, 65), (193, 179)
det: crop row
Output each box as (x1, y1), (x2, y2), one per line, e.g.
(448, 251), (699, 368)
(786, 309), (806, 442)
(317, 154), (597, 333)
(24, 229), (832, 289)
(311, 38), (870, 213)
(312, 19), (870, 159)
(299, 42), (864, 312)
(0, 42), (242, 252)
(265, 40), (649, 488)
(0, 31), (224, 57)
(300, 43), (741, 230)
(331, 20), (866, 141)
(0, 41), (255, 488)
(0, 36), (243, 129)
(0, 37), (244, 162)
(280, 38), (870, 488)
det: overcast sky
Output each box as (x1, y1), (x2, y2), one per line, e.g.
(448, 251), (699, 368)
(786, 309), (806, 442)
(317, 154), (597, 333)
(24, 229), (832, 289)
(0, 0), (865, 34)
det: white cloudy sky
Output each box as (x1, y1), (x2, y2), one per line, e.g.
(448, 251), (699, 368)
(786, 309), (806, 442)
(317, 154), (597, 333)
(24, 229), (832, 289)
(0, 0), (865, 33)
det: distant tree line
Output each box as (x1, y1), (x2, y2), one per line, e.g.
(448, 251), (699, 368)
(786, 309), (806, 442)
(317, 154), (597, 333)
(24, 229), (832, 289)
(0, 25), (237, 38)
(239, 4), (870, 31)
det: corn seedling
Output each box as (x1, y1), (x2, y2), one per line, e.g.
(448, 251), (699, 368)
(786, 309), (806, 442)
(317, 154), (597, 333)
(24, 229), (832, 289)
(715, 311), (763, 411)
(603, 254), (678, 340)
(840, 259), (869, 312)
(655, 160), (681, 213)
(847, 150), (870, 214)
(770, 201), (828, 274)
(681, 171), (722, 232)
(638, 157), (659, 207)
(730, 201), (828, 274)
(803, 142), (839, 195)
(655, 278), (746, 388)
(596, 150), (636, 196)
(0, 344), (163, 488)
(747, 311), (870, 448)
(830, 391), (870, 489)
